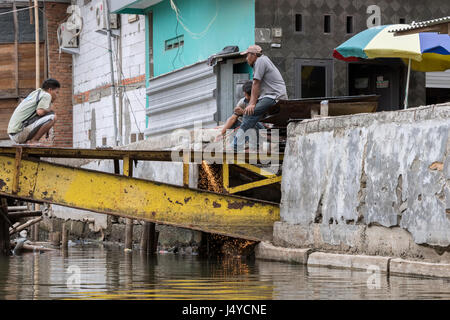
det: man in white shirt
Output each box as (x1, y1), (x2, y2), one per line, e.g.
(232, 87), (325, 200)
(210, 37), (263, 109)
(8, 79), (59, 145)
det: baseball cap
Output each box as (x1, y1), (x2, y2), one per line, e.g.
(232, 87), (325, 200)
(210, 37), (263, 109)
(241, 45), (263, 55)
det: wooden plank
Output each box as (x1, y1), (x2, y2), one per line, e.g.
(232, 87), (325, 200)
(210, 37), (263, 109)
(328, 101), (378, 116)
(13, 1), (19, 97)
(0, 198), (10, 256)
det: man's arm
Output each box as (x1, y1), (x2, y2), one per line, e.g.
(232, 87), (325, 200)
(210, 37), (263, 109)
(36, 108), (53, 117)
(35, 93), (53, 116)
(244, 79), (261, 115)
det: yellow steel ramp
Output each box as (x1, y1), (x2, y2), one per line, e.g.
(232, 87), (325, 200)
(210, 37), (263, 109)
(0, 147), (281, 242)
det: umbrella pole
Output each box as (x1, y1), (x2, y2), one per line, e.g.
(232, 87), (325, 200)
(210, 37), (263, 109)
(404, 58), (412, 109)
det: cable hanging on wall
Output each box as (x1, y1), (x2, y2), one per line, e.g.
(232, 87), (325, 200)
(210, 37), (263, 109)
(169, 0), (218, 39)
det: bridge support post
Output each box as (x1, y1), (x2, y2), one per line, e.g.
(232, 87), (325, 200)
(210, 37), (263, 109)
(124, 156), (134, 251)
(0, 198), (10, 256)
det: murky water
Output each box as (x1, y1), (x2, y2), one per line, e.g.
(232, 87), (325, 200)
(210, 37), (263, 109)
(0, 244), (449, 300)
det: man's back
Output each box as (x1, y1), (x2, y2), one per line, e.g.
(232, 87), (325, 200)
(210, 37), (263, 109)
(253, 55), (288, 101)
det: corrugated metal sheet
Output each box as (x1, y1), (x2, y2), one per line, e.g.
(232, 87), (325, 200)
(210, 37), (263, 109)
(426, 70), (450, 88)
(389, 16), (450, 33)
(146, 61), (217, 137)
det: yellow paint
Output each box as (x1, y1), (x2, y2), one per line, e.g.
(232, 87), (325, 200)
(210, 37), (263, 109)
(227, 176), (282, 194)
(222, 163), (281, 194)
(222, 163), (230, 191)
(0, 156), (279, 241)
(235, 163), (278, 178)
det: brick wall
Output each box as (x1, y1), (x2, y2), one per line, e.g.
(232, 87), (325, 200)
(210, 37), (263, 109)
(45, 2), (73, 147)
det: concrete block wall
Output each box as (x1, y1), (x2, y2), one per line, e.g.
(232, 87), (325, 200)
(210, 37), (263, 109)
(72, 0), (146, 148)
(277, 103), (450, 262)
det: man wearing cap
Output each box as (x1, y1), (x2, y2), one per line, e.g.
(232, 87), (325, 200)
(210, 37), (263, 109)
(233, 45), (287, 151)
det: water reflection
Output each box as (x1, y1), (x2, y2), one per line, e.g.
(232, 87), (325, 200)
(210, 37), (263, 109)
(0, 244), (449, 300)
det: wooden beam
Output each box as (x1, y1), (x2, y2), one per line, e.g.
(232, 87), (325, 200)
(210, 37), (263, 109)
(13, 1), (19, 97)
(7, 206), (29, 212)
(8, 211), (42, 220)
(34, 0), (40, 89)
(0, 198), (11, 255)
(124, 156), (134, 251)
(9, 216), (43, 236)
(28, 0), (33, 24)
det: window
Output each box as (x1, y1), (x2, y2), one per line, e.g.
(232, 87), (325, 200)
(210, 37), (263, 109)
(346, 16), (354, 33)
(324, 15), (331, 33)
(399, 18), (406, 24)
(295, 14), (303, 32)
(165, 35), (184, 51)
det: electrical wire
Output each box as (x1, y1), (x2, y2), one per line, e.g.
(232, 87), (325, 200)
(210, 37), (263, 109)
(0, 6), (34, 16)
(169, 0), (218, 39)
(172, 15), (180, 70)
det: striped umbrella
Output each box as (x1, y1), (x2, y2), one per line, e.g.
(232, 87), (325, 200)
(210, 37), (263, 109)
(333, 24), (450, 108)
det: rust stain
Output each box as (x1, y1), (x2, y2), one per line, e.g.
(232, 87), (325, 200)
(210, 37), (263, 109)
(429, 162), (444, 171)
(152, 211), (156, 217)
(227, 200), (255, 210)
(184, 197), (192, 204)
(175, 201), (183, 205)
(212, 201), (222, 208)
(0, 179), (6, 190)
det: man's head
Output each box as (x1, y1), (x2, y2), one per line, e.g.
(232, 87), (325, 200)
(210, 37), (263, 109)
(42, 78), (61, 102)
(241, 45), (262, 67)
(242, 81), (253, 100)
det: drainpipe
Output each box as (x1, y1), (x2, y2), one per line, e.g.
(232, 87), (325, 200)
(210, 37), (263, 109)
(104, 0), (120, 146)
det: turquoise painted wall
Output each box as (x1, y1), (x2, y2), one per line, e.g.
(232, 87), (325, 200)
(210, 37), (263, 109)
(150, 0), (255, 77)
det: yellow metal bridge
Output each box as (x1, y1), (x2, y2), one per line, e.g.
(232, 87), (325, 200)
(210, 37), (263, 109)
(0, 146), (282, 242)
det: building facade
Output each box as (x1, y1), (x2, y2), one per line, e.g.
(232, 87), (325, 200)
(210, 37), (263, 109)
(0, 0), (73, 147)
(255, 0), (450, 110)
(31, 0), (450, 147)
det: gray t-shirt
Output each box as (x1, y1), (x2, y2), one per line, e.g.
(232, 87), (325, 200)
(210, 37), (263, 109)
(253, 55), (288, 100)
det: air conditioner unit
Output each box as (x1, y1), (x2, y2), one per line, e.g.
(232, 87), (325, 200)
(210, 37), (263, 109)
(58, 22), (79, 48)
(95, 0), (120, 33)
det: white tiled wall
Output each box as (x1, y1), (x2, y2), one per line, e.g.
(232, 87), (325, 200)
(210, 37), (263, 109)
(72, 1), (147, 148)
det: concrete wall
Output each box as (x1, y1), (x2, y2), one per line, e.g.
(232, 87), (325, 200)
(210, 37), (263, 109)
(277, 103), (450, 262)
(72, 0), (146, 148)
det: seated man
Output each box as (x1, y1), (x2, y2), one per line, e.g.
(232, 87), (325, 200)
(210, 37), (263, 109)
(8, 79), (59, 145)
(217, 81), (265, 141)
(234, 45), (287, 151)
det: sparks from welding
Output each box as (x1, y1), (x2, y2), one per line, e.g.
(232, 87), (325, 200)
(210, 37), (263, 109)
(201, 161), (222, 193)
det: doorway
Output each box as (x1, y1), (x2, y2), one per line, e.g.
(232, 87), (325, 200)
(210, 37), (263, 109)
(294, 59), (333, 99)
(348, 61), (403, 111)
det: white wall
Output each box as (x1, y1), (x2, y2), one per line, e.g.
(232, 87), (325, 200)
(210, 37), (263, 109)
(72, 0), (147, 148)
(426, 70), (450, 89)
